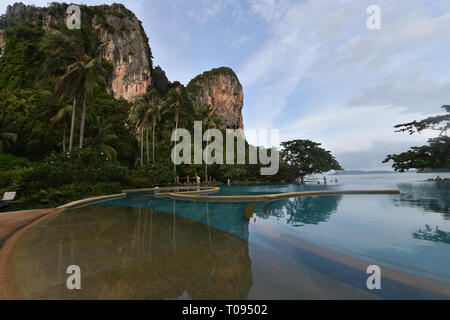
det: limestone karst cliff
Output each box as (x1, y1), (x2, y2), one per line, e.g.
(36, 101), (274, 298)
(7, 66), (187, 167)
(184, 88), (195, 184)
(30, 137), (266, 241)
(0, 2), (152, 101)
(187, 67), (244, 131)
(0, 3), (245, 131)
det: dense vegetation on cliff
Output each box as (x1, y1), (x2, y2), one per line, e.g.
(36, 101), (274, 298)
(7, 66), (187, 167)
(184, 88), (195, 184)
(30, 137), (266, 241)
(0, 3), (342, 211)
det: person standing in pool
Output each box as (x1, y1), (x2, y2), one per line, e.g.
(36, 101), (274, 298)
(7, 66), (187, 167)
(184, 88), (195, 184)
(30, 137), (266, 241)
(323, 176), (327, 184)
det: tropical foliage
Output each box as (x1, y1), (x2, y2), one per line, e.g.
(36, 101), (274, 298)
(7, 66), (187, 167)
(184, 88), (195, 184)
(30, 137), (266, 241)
(0, 25), (44, 90)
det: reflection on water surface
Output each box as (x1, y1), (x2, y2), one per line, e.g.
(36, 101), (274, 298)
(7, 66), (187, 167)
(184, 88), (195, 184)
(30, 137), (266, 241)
(15, 206), (252, 299)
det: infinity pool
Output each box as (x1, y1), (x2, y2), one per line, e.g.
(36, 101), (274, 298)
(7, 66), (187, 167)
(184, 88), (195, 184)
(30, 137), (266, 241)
(13, 176), (450, 299)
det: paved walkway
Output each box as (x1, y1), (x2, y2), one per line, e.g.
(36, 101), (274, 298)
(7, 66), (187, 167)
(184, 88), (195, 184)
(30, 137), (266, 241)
(0, 209), (60, 249)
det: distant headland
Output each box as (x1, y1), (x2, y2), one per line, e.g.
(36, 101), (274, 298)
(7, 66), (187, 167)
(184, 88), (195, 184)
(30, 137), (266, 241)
(331, 170), (395, 175)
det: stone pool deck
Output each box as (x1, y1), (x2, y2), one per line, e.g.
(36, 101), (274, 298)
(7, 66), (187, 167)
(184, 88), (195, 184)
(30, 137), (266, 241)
(0, 208), (63, 299)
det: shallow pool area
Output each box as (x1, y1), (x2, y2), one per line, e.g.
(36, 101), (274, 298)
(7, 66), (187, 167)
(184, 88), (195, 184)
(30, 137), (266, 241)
(12, 176), (450, 299)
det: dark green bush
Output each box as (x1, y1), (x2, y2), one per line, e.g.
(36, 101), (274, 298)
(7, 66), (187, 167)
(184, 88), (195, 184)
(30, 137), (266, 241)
(132, 162), (176, 186)
(0, 167), (28, 190)
(125, 175), (154, 188)
(0, 153), (31, 171)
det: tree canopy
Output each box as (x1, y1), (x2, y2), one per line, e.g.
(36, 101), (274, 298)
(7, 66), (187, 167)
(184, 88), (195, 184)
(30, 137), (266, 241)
(280, 139), (343, 181)
(383, 106), (450, 172)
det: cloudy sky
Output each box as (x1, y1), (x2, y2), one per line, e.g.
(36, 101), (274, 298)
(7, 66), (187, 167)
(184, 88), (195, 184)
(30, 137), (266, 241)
(2, 0), (449, 170)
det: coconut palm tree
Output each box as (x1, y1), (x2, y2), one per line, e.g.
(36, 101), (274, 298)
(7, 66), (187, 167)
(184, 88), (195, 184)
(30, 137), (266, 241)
(40, 27), (111, 156)
(131, 94), (149, 167)
(147, 90), (163, 164)
(164, 88), (183, 174)
(131, 91), (165, 166)
(0, 111), (17, 153)
(203, 110), (218, 183)
(50, 103), (72, 153)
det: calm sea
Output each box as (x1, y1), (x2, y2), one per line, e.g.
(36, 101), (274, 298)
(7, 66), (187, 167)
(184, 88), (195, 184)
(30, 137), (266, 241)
(321, 172), (450, 183)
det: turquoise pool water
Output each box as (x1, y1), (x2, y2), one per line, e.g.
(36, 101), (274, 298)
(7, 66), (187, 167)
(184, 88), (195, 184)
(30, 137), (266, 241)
(13, 175), (450, 299)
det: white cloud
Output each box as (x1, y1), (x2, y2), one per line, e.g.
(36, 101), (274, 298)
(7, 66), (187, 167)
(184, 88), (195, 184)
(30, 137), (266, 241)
(183, 0), (241, 24)
(225, 35), (249, 46)
(280, 104), (439, 170)
(240, 0), (450, 169)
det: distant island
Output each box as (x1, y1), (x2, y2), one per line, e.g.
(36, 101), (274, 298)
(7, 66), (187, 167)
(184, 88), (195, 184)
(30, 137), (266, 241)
(417, 168), (450, 173)
(331, 170), (395, 175)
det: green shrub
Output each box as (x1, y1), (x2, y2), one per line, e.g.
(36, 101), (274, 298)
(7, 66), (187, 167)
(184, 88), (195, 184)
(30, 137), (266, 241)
(6, 150), (128, 210)
(0, 167), (29, 190)
(0, 153), (31, 171)
(132, 163), (175, 186)
(125, 175), (154, 188)
(17, 150), (127, 192)
(9, 182), (123, 211)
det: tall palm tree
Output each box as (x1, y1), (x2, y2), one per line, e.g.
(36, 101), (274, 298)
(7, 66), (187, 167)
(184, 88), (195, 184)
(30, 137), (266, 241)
(164, 88), (183, 174)
(131, 95), (149, 167)
(40, 27), (111, 156)
(50, 103), (72, 153)
(132, 91), (165, 166)
(203, 110), (218, 183)
(147, 90), (163, 164)
(0, 111), (17, 153)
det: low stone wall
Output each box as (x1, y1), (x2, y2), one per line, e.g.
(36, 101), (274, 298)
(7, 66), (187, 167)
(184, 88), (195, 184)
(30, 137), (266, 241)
(162, 189), (400, 202)
(124, 186), (219, 195)
(57, 193), (126, 209)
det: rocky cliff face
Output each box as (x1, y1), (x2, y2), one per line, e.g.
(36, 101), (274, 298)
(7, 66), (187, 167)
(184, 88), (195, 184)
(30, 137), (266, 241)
(187, 67), (244, 131)
(91, 5), (152, 100)
(0, 2), (152, 101)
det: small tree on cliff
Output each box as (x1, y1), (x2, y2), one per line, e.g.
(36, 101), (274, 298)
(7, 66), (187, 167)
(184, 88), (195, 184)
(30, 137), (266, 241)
(280, 139), (343, 182)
